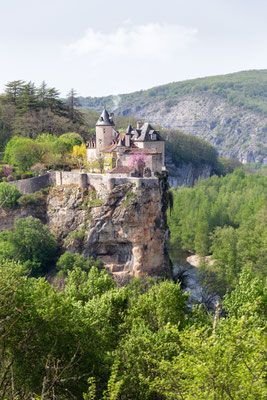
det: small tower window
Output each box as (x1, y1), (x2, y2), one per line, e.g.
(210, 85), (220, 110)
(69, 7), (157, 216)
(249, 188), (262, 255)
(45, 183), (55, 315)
(99, 139), (102, 145)
(103, 128), (106, 133)
(151, 133), (156, 140)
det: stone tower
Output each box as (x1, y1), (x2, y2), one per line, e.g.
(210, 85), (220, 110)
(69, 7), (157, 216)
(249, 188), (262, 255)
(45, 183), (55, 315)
(96, 109), (115, 149)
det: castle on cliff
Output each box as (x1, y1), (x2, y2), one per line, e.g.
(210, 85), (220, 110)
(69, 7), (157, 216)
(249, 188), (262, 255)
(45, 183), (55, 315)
(86, 109), (165, 177)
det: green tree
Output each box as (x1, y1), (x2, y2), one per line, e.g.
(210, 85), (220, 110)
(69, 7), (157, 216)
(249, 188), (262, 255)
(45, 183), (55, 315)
(4, 80), (25, 105)
(0, 260), (107, 399)
(56, 251), (103, 274)
(148, 270), (266, 400)
(0, 216), (57, 275)
(66, 88), (82, 122)
(0, 182), (21, 208)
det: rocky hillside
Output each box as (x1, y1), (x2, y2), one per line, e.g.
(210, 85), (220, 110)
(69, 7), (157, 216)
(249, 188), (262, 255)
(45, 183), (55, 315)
(79, 70), (267, 164)
(0, 180), (171, 278)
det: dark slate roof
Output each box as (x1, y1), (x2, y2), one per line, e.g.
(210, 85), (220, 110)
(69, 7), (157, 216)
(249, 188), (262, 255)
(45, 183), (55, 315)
(134, 123), (164, 142)
(126, 124), (133, 134)
(132, 129), (142, 140)
(117, 138), (125, 147)
(96, 109), (115, 126)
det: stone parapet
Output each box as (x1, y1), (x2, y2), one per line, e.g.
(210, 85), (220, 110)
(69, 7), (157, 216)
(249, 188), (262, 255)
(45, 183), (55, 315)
(9, 171), (159, 194)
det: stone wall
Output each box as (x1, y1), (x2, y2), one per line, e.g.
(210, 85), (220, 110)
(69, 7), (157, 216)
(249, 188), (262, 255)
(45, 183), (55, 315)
(9, 171), (159, 194)
(9, 172), (56, 194)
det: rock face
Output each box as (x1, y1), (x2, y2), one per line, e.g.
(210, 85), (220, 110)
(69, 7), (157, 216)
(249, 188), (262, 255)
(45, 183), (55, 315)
(0, 205), (46, 232)
(165, 152), (213, 187)
(45, 180), (171, 277)
(115, 92), (267, 164)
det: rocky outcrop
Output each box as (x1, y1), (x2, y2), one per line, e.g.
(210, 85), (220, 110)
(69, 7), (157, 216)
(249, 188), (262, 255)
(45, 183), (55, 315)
(115, 92), (267, 164)
(45, 180), (171, 277)
(0, 181), (171, 277)
(165, 152), (212, 187)
(0, 205), (46, 232)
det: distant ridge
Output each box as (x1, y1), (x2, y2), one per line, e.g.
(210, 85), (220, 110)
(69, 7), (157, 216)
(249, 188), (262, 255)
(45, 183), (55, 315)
(79, 70), (267, 115)
(79, 70), (267, 163)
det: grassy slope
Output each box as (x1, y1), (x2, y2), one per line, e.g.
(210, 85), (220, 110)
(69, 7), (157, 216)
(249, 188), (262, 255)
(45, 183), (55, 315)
(79, 70), (267, 116)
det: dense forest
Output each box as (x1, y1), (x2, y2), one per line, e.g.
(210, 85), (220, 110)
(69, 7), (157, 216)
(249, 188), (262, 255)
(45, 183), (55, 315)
(0, 257), (266, 399)
(168, 170), (267, 294)
(78, 69), (267, 115)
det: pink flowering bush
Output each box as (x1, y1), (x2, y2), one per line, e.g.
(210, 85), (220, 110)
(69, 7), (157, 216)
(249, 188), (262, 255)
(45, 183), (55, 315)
(2, 166), (13, 177)
(128, 153), (146, 176)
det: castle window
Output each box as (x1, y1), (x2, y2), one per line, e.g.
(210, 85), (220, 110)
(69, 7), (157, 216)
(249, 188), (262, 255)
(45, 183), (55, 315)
(103, 128), (106, 133)
(99, 139), (102, 144)
(151, 133), (156, 140)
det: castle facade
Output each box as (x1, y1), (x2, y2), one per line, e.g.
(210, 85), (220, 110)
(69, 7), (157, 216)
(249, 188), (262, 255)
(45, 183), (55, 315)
(86, 109), (165, 177)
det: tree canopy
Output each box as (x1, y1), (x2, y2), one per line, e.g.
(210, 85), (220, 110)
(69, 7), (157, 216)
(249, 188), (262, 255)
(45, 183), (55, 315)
(168, 169), (267, 293)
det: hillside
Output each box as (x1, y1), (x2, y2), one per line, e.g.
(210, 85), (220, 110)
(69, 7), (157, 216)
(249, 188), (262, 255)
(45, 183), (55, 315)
(79, 70), (267, 163)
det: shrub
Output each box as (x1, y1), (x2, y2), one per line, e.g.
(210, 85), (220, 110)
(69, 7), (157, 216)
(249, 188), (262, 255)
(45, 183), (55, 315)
(31, 163), (47, 177)
(21, 171), (34, 179)
(0, 182), (21, 208)
(56, 251), (103, 274)
(0, 216), (57, 275)
(17, 192), (45, 207)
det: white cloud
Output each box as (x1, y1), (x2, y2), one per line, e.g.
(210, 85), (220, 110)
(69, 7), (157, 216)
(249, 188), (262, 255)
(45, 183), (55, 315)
(66, 23), (197, 61)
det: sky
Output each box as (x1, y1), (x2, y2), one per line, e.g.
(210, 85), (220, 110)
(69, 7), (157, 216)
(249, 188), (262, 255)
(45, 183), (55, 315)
(0, 0), (266, 97)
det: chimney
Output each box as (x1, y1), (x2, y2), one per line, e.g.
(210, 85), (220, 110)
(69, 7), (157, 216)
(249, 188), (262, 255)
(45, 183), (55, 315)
(125, 133), (131, 147)
(137, 121), (143, 130)
(110, 112), (114, 121)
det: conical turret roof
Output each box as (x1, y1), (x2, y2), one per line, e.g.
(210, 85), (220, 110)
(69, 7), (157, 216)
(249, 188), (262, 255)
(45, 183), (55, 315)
(126, 124), (133, 134)
(96, 109), (115, 126)
(117, 138), (125, 147)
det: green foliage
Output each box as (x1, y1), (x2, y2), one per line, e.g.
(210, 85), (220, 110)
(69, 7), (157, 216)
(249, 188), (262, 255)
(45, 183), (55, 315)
(223, 267), (267, 322)
(17, 191), (45, 207)
(0, 260), (111, 399)
(0, 182), (21, 208)
(84, 190), (104, 207)
(168, 170), (267, 292)
(58, 131), (83, 149)
(121, 190), (137, 208)
(65, 266), (115, 303)
(0, 80), (87, 152)
(0, 216), (57, 275)
(149, 318), (265, 399)
(0, 258), (265, 399)
(161, 128), (219, 168)
(56, 251), (103, 274)
(3, 132), (84, 171)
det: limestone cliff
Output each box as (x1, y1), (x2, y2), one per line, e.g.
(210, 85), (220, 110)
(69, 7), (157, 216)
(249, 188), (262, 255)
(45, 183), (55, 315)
(0, 179), (171, 278)
(46, 181), (170, 277)
(165, 152), (212, 187)
(115, 92), (267, 164)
